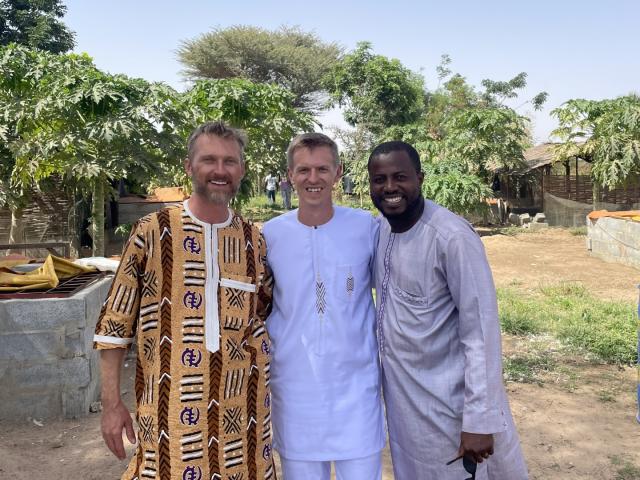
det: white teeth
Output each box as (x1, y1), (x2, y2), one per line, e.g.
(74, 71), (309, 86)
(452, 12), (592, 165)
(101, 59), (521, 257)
(306, 187), (321, 192)
(385, 196), (402, 204)
(209, 180), (227, 185)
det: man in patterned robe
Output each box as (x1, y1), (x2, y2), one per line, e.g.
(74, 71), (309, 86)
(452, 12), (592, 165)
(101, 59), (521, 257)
(94, 121), (276, 480)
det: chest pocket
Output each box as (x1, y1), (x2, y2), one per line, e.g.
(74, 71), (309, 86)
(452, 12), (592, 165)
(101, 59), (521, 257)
(333, 259), (370, 303)
(219, 274), (256, 319)
(394, 286), (429, 307)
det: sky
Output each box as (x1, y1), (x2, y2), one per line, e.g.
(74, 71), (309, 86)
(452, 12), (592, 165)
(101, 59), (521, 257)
(64, 0), (640, 144)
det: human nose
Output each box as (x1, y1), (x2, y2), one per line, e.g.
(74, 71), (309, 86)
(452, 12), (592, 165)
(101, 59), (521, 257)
(308, 168), (319, 183)
(211, 159), (226, 175)
(383, 177), (397, 192)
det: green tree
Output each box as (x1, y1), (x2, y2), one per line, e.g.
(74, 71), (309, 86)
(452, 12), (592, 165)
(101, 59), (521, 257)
(339, 53), (546, 215)
(154, 78), (313, 202)
(551, 95), (640, 198)
(326, 42), (425, 134)
(0, 0), (75, 53)
(1, 45), (313, 254)
(0, 44), (183, 255)
(177, 25), (341, 112)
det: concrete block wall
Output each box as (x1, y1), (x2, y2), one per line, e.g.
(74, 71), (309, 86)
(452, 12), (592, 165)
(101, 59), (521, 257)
(0, 277), (113, 421)
(587, 217), (640, 270)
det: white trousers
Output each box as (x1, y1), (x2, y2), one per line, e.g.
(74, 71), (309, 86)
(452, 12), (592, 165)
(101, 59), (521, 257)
(280, 451), (382, 480)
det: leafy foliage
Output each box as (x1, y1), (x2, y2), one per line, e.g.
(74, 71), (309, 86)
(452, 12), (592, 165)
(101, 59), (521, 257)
(421, 160), (493, 215)
(326, 42), (425, 134)
(0, 44), (313, 252)
(552, 96), (640, 188)
(333, 51), (544, 215)
(177, 25), (341, 112)
(0, 0), (75, 53)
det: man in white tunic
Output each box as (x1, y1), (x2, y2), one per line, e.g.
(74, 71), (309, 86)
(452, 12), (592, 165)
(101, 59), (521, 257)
(263, 133), (385, 479)
(368, 141), (528, 479)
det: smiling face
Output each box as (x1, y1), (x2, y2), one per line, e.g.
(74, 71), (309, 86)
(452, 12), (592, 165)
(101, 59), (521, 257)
(368, 149), (424, 219)
(289, 145), (342, 212)
(185, 134), (245, 206)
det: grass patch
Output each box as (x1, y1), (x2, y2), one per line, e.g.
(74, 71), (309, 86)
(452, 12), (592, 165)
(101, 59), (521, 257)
(597, 389), (616, 403)
(490, 226), (535, 236)
(242, 195), (294, 223)
(498, 283), (638, 364)
(503, 353), (556, 384)
(610, 455), (640, 480)
(497, 289), (545, 335)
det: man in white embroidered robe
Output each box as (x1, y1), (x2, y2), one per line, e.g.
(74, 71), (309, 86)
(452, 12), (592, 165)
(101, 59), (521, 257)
(263, 133), (385, 480)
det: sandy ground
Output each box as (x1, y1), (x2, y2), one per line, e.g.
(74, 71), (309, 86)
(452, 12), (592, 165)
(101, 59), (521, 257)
(1, 228), (639, 479)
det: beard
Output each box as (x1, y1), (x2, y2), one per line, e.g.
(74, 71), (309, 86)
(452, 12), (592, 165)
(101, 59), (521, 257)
(192, 178), (240, 205)
(373, 192), (424, 220)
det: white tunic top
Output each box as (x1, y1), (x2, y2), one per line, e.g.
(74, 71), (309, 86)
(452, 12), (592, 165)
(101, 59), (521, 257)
(263, 206), (385, 461)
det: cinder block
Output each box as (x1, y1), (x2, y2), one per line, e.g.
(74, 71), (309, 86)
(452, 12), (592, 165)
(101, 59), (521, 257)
(80, 278), (112, 319)
(63, 329), (84, 358)
(529, 222), (549, 231)
(10, 357), (90, 389)
(62, 389), (90, 419)
(0, 328), (65, 361)
(0, 297), (85, 331)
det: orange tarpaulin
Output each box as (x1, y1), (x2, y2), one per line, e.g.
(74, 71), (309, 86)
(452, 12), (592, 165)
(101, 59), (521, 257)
(587, 210), (640, 222)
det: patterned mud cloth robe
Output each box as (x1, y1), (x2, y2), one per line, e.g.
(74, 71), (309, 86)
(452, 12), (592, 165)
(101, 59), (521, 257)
(262, 207), (385, 461)
(94, 201), (275, 480)
(374, 199), (528, 480)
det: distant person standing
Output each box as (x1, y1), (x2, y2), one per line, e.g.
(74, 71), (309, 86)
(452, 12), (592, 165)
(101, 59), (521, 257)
(279, 173), (292, 209)
(265, 172), (277, 204)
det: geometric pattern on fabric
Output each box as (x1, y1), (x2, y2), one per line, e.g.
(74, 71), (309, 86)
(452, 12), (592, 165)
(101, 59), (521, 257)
(94, 205), (275, 480)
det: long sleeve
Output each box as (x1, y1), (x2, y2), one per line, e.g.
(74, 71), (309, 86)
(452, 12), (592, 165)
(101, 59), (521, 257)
(93, 220), (148, 349)
(445, 231), (506, 434)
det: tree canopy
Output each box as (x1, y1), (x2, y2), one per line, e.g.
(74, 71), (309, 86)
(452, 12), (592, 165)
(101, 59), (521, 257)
(177, 25), (341, 112)
(326, 42), (425, 134)
(335, 51), (546, 214)
(552, 95), (640, 189)
(0, 0), (75, 53)
(0, 44), (313, 253)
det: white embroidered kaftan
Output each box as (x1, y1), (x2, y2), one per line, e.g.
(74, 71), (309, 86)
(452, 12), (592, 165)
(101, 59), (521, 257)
(263, 207), (385, 461)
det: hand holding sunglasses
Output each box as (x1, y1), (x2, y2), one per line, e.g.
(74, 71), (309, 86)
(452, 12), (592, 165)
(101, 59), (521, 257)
(446, 454), (477, 480)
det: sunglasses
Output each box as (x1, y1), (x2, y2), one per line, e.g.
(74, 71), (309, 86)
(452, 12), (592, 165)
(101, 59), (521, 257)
(446, 454), (477, 480)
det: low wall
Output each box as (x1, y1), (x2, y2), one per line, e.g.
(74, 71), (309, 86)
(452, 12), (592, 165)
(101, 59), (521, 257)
(587, 217), (640, 270)
(544, 193), (640, 227)
(0, 277), (113, 421)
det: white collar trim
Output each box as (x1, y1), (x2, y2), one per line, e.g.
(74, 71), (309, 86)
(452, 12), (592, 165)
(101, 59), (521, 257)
(183, 199), (233, 228)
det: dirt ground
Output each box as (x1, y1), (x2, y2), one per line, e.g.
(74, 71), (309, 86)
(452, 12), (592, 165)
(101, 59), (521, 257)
(1, 228), (639, 479)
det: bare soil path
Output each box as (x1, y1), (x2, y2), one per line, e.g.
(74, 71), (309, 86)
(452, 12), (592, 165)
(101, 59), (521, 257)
(1, 228), (638, 479)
